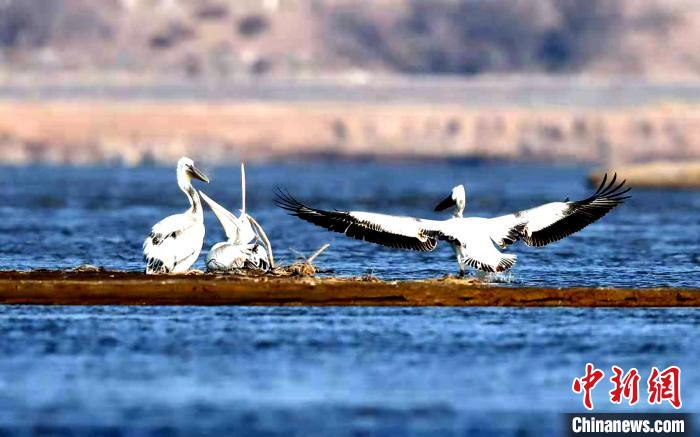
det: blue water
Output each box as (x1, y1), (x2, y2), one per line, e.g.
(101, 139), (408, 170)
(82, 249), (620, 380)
(1, 163), (699, 435)
(0, 306), (698, 436)
(1, 162), (698, 286)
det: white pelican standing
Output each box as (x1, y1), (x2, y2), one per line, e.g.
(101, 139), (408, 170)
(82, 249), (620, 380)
(143, 157), (210, 274)
(199, 163), (274, 272)
(275, 174), (630, 276)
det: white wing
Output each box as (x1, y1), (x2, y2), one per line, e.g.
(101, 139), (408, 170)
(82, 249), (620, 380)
(247, 214), (274, 268)
(489, 173), (631, 247)
(200, 191), (256, 245)
(275, 189), (449, 252)
(143, 212), (204, 273)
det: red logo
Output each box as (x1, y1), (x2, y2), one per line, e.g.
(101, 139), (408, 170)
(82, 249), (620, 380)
(572, 363), (605, 410)
(609, 366), (641, 406)
(648, 366), (682, 409)
(573, 365), (682, 410)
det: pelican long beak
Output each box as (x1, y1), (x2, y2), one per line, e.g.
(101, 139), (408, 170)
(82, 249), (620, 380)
(434, 193), (456, 211)
(188, 165), (210, 184)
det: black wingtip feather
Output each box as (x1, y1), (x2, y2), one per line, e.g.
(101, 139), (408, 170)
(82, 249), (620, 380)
(274, 188), (439, 252)
(593, 173), (608, 196)
(583, 173), (631, 204)
(525, 174), (631, 247)
(274, 187), (307, 214)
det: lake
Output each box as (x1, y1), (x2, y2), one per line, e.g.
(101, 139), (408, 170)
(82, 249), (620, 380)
(0, 162), (698, 435)
(1, 162), (698, 286)
(0, 306), (697, 435)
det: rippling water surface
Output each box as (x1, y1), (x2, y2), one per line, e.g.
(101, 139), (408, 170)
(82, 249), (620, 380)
(0, 163), (698, 435)
(1, 162), (698, 286)
(0, 306), (698, 435)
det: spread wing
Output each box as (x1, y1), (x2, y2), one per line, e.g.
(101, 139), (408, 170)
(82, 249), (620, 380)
(200, 191), (256, 245)
(490, 173), (631, 248)
(248, 214), (274, 268)
(275, 189), (449, 252)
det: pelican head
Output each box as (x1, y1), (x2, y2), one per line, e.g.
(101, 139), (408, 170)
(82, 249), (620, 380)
(434, 184), (466, 217)
(177, 156), (209, 189)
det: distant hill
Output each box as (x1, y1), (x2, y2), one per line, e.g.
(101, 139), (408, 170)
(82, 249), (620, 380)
(1, 0), (699, 81)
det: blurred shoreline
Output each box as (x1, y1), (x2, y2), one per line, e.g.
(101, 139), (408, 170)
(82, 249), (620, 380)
(1, 77), (700, 166)
(4, 0), (700, 166)
(5, 75), (700, 106)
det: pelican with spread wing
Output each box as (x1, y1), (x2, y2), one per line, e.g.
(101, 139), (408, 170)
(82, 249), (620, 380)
(275, 174), (630, 276)
(200, 163), (273, 273)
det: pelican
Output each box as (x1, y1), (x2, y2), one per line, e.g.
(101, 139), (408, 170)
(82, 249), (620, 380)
(143, 157), (209, 274)
(199, 163), (274, 273)
(275, 174), (630, 276)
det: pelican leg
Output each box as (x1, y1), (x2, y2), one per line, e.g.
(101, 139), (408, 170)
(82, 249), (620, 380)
(457, 259), (467, 277)
(451, 244), (467, 277)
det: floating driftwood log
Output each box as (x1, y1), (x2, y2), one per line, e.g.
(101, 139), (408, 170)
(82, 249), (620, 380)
(0, 270), (697, 307)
